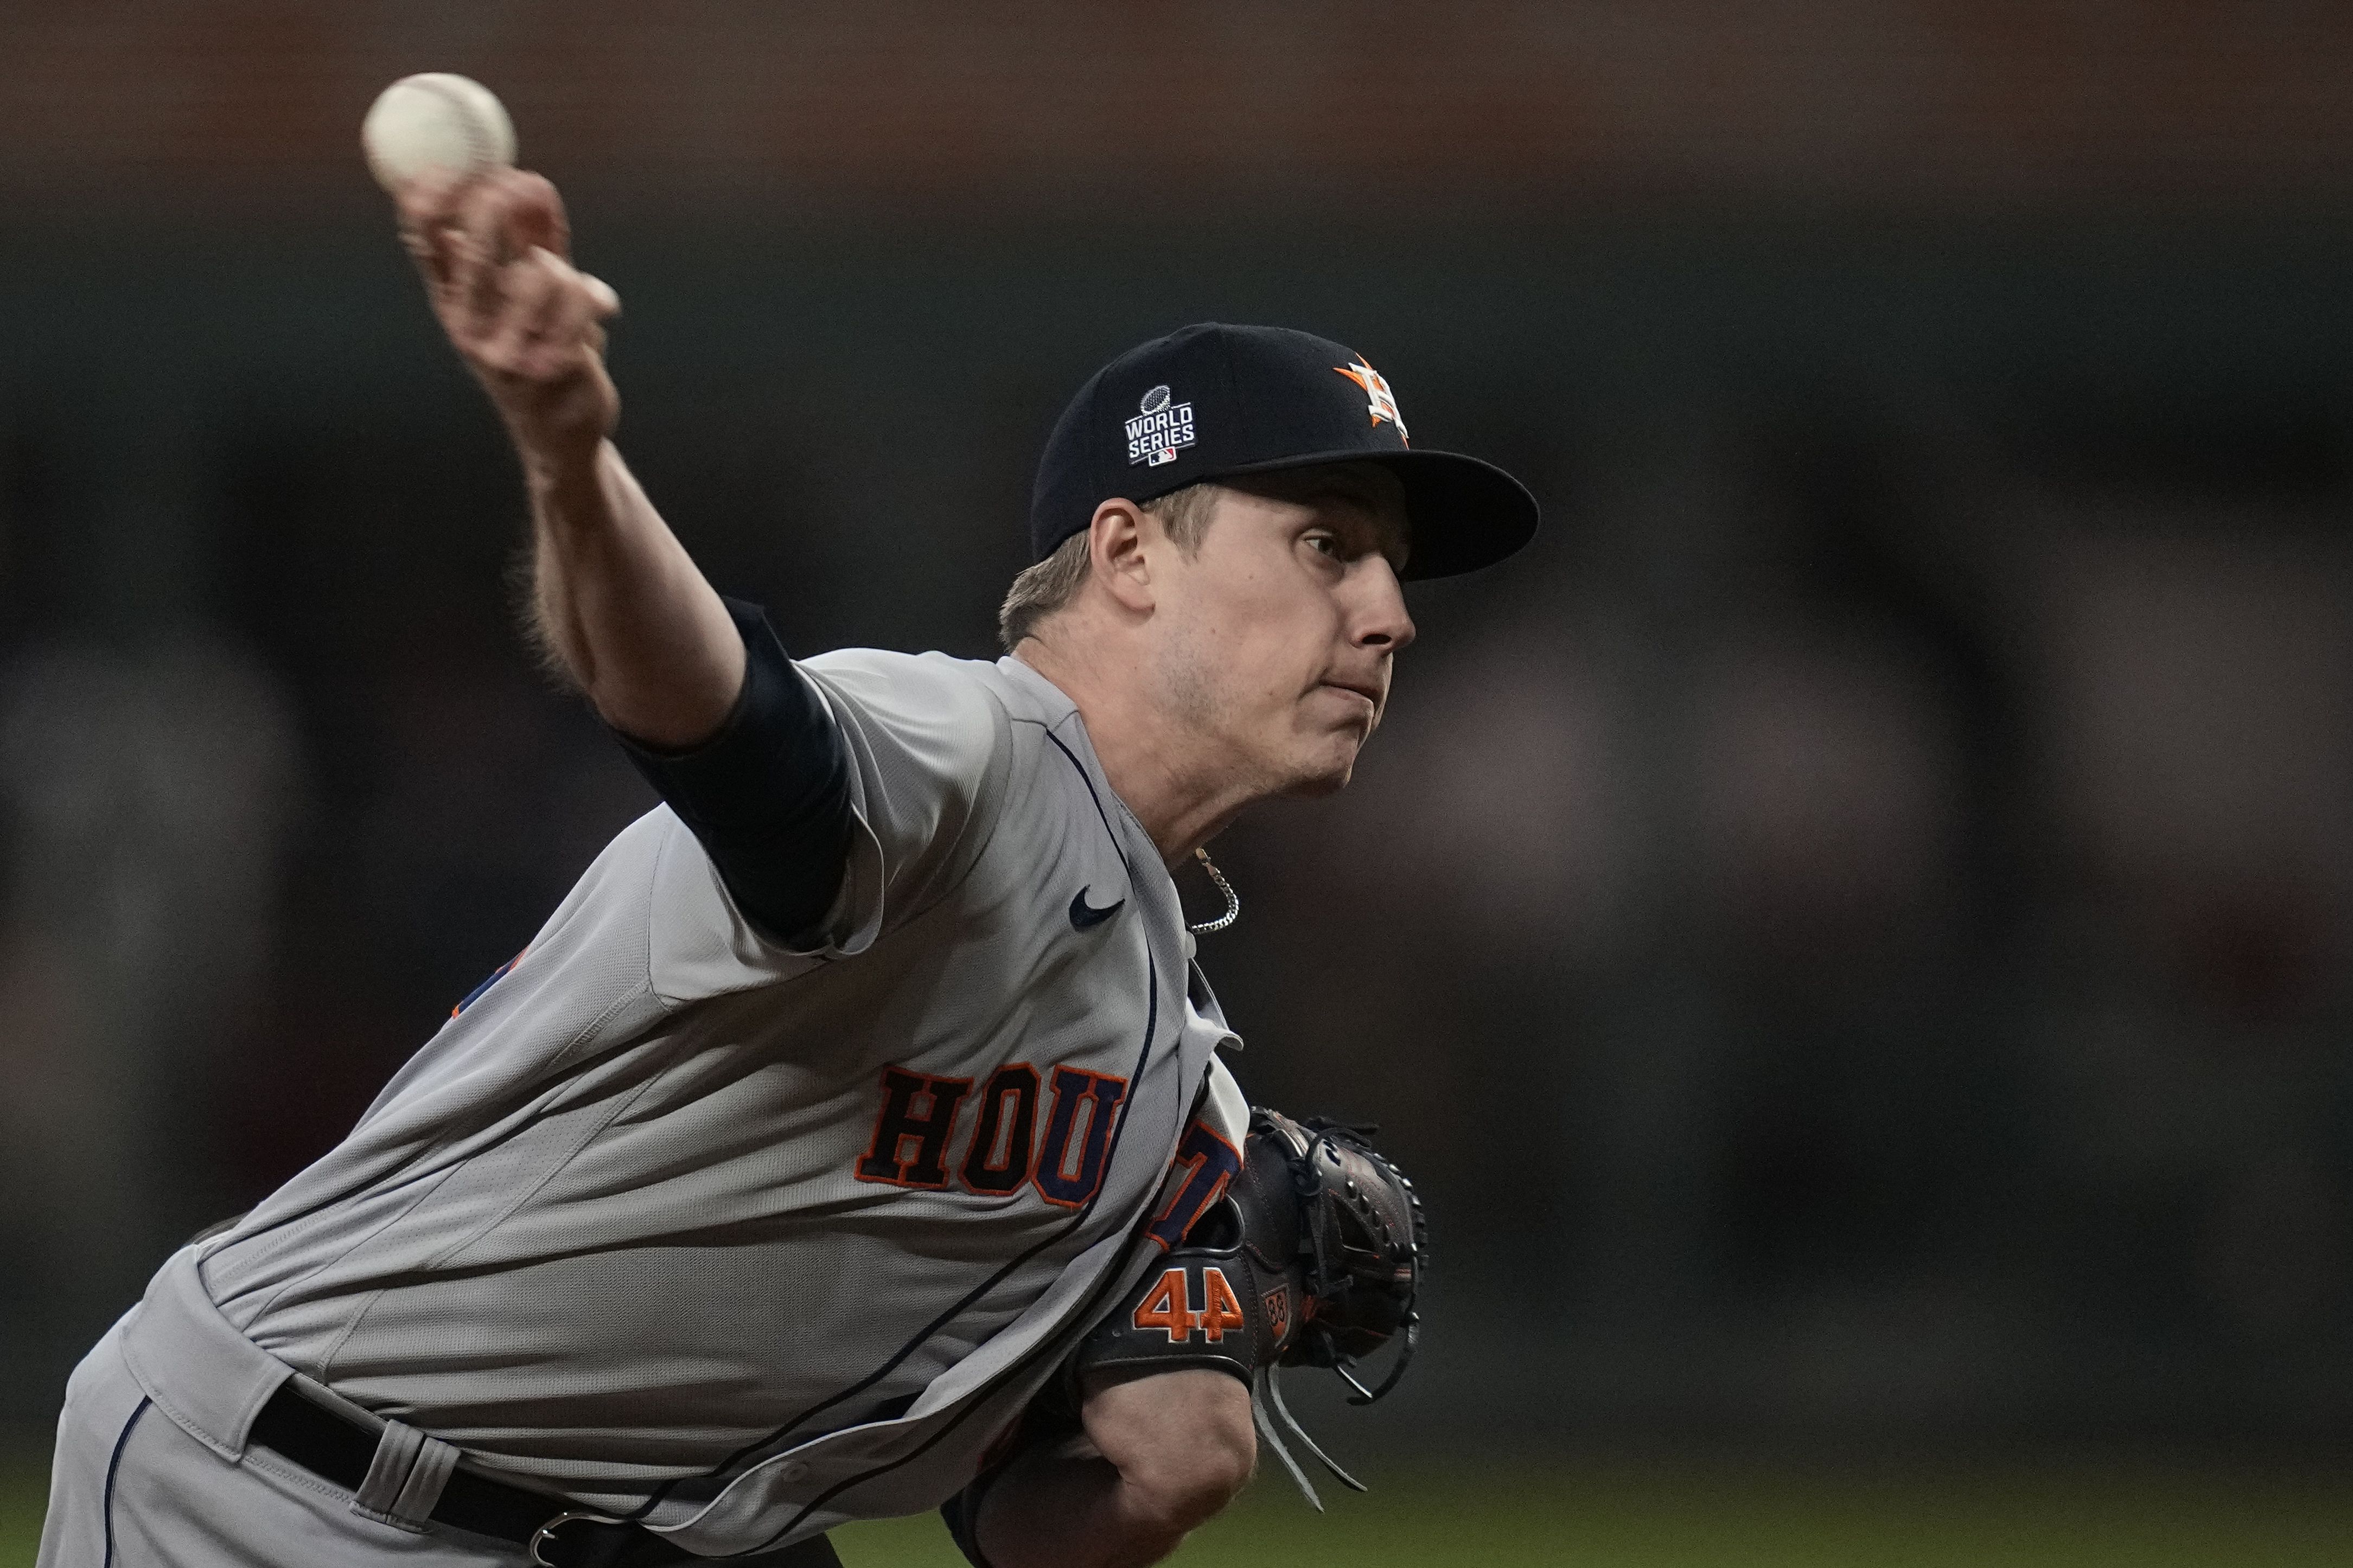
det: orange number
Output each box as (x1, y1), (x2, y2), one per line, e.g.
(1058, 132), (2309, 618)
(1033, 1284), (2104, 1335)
(1198, 1267), (1247, 1342)
(1132, 1268), (1196, 1341)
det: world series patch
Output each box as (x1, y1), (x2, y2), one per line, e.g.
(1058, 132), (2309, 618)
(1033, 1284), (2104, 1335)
(1125, 383), (1196, 467)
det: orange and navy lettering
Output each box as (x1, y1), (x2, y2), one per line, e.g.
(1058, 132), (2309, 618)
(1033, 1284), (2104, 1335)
(853, 1066), (974, 1188)
(1145, 1119), (1242, 1250)
(1034, 1067), (1131, 1207)
(1131, 1269), (1190, 1340)
(1199, 1266), (1247, 1341)
(849, 1060), (1131, 1208)
(959, 1063), (1040, 1195)
(1130, 1264), (1248, 1343)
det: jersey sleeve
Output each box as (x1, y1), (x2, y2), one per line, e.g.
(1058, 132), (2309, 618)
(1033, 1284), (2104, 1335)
(647, 646), (1015, 1003)
(1201, 1052), (1249, 1150)
(614, 600), (854, 947)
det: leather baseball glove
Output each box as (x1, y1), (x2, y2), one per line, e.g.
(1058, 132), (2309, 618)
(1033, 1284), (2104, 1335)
(1067, 1106), (1427, 1507)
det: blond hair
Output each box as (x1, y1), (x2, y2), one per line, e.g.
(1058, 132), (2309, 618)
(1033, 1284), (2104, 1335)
(998, 484), (1219, 652)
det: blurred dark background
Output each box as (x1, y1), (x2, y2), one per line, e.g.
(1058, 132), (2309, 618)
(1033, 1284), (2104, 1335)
(4, 2), (2352, 1469)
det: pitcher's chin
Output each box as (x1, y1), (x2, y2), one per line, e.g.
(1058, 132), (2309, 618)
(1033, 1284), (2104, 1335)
(1279, 752), (1360, 800)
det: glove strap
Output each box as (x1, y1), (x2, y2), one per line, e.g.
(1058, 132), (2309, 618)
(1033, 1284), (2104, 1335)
(1067, 1242), (1296, 1390)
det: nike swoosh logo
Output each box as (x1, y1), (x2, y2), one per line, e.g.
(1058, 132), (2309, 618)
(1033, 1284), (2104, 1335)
(1069, 888), (1125, 931)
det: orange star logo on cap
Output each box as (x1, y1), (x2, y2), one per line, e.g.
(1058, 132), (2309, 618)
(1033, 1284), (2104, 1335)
(1334, 357), (1409, 443)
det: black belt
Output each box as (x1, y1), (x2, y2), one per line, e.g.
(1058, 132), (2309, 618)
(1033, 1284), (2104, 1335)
(247, 1383), (839, 1567)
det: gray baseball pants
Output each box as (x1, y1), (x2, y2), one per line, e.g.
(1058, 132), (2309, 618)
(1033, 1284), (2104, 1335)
(37, 1249), (837, 1567)
(39, 1308), (517, 1566)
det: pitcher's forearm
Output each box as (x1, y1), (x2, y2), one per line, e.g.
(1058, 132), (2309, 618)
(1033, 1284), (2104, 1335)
(974, 1369), (1255, 1568)
(978, 1443), (1194, 1568)
(528, 440), (745, 749)
(389, 171), (735, 750)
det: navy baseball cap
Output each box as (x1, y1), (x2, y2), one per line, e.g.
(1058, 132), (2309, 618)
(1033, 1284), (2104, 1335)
(1030, 323), (1539, 580)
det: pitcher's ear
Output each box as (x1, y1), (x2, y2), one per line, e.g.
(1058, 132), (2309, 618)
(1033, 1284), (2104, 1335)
(1089, 499), (1158, 613)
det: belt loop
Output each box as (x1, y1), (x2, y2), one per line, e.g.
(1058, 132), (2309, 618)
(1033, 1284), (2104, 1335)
(351, 1416), (460, 1531)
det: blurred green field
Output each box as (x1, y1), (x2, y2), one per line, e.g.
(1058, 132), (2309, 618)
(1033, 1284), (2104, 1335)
(10, 1451), (2352, 1566)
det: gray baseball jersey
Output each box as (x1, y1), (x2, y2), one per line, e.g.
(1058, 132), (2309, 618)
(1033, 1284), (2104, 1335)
(185, 649), (1251, 1553)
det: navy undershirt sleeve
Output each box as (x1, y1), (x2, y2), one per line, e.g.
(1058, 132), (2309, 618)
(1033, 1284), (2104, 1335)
(611, 598), (854, 947)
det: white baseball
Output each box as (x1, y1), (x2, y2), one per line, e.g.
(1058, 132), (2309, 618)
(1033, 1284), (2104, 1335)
(361, 73), (516, 192)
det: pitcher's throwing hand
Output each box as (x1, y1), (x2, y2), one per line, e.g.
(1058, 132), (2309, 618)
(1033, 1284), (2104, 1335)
(400, 170), (622, 462)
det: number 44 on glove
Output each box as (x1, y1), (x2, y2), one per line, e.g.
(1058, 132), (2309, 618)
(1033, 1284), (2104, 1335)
(1069, 1107), (1427, 1509)
(1129, 1264), (1251, 1344)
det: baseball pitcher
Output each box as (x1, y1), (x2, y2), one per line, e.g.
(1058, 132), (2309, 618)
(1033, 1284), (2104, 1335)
(37, 167), (1535, 1568)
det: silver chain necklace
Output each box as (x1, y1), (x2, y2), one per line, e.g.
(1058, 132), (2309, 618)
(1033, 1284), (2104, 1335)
(1187, 847), (1241, 935)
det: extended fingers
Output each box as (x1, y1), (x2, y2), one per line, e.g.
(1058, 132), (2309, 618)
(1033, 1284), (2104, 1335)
(505, 171), (570, 261)
(399, 169), (554, 285)
(487, 248), (620, 380)
(458, 169), (567, 265)
(394, 169), (470, 293)
(454, 174), (595, 337)
(455, 222), (506, 343)
(392, 163), (618, 420)
(532, 247), (621, 322)
(519, 248), (618, 345)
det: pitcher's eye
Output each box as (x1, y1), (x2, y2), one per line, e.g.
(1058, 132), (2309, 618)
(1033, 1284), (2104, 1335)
(1304, 533), (1340, 557)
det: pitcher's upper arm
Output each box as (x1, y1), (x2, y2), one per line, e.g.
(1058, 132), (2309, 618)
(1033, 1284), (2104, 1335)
(636, 636), (1015, 1002)
(616, 599), (851, 948)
